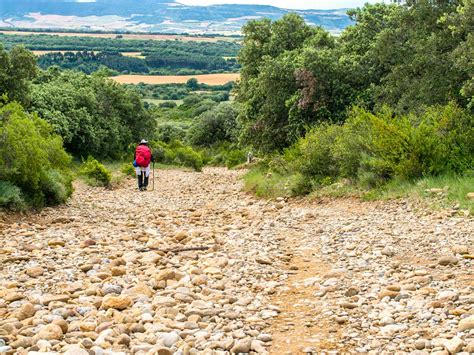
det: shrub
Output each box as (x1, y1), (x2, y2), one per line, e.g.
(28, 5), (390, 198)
(80, 157), (112, 186)
(41, 169), (73, 206)
(151, 140), (203, 172)
(0, 181), (25, 210)
(174, 146), (204, 172)
(188, 103), (240, 147)
(0, 102), (72, 209)
(262, 103), (473, 195)
(155, 122), (187, 143)
(120, 163), (136, 177)
(225, 149), (247, 168)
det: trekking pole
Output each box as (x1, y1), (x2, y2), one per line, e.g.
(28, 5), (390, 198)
(152, 162), (155, 191)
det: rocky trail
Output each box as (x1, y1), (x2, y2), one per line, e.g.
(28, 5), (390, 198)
(0, 168), (473, 355)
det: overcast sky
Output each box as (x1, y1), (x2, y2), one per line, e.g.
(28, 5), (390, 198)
(178, 0), (383, 10)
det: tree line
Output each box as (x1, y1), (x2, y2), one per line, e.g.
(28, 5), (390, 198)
(236, 0), (473, 195)
(0, 44), (156, 209)
(36, 50), (239, 75)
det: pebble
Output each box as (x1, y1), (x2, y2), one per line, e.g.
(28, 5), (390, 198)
(0, 168), (471, 354)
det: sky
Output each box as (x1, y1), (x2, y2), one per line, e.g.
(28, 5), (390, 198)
(177, 0), (382, 10)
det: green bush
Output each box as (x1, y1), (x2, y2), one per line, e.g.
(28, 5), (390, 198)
(260, 103), (473, 196)
(174, 146), (204, 172)
(30, 70), (156, 159)
(0, 181), (25, 210)
(120, 163), (136, 177)
(151, 140), (203, 172)
(225, 149), (247, 168)
(0, 102), (72, 209)
(188, 103), (240, 147)
(80, 157), (112, 186)
(155, 122), (187, 143)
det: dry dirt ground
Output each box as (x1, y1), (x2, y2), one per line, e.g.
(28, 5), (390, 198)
(0, 168), (472, 354)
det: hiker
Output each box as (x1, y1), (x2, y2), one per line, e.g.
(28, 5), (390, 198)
(134, 139), (153, 191)
(247, 151), (254, 164)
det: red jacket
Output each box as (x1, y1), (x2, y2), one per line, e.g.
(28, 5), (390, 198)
(135, 145), (152, 167)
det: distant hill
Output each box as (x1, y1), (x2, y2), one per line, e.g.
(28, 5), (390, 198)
(0, 0), (353, 35)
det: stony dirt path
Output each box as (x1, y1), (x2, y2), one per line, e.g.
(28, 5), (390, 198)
(0, 168), (473, 354)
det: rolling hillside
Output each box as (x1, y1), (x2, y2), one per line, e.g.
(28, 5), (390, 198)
(0, 0), (353, 34)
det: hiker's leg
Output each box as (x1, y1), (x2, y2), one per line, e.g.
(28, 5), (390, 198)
(143, 166), (150, 190)
(135, 167), (143, 190)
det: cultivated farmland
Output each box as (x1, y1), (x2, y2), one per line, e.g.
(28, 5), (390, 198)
(112, 73), (240, 85)
(0, 30), (238, 42)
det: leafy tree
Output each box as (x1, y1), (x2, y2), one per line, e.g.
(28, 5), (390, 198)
(188, 103), (240, 146)
(0, 45), (37, 105)
(186, 78), (199, 90)
(371, 0), (467, 112)
(0, 102), (72, 208)
(449, 0), (474, 107)
(30, 70), (155, 158)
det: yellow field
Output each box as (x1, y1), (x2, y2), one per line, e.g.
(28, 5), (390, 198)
(112, 73), (240, 85)
(0, 30), (234, 43)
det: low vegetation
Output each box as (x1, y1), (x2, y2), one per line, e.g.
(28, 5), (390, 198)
(0, 33), (240, 75)
(0, 102), (72, 210)
(1, 0), (473, 212)
(79, 157), (112, 187)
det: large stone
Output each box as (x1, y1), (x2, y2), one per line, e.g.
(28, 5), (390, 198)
(13, 302), (36, 320)
(33, 324), (63, 342)
(438, 256), (458, 266)
(101, 295), (133, 310)
(444, 337), (464, 354)
(64, 346), (89, 355)
(155, 269), (176, 282)
(10, 337), (33, 349)
(378, 289), (399, 299)
(231, 339), (252, 353)
(255, 256), (272, 265)
(47, 239), (65, 247)
(26, 266), (44, 278)
(41, 294), (71, 305)
(160, 332), (180, 347)
(123, 283), (154, 298)
(458, 315), (474, 331)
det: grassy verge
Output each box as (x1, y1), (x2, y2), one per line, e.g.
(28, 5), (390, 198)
(243, 168), (292, 198)
(244, 168), (474, 214)
(365, 174), (474, 214)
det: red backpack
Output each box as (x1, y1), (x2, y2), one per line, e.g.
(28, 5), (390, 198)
(135, 145), (151, 167)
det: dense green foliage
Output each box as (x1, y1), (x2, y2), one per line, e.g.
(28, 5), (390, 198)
(153, 141), (204, 172)
(80, 156), (112, 186)
(239, 1), (473, 203)
(0, 33), (240, 74)
(37, 50), (239, 75)
(30, 69), (155, 158)
(0, 102), (72, 209)
(0, 33), (240, 55)
(188, 103), (240, 147)
(283, 104), (473, 191)
(237, 2), (473, 152)
(133, 81), (233, 102)
(0, 44), (37, 106)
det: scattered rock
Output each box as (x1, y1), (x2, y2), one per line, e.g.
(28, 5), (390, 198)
(33, 324), (63, 342)
(100, 295), (133, 310)
(444, 336), (464, 354)
(458, 315), (474, 331)
(438, 256), (459, 266)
